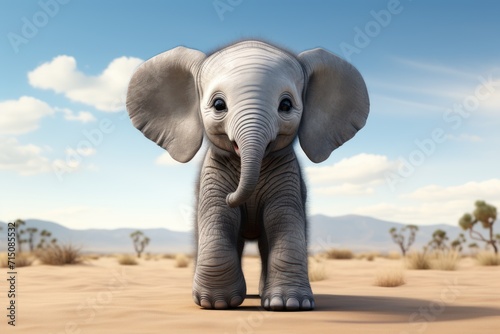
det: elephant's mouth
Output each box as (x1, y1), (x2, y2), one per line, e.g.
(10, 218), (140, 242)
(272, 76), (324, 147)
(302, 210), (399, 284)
(233, 142), (240, 156)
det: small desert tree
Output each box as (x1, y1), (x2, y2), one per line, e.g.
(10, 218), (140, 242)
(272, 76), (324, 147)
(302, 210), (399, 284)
(428, 229), (449, 252)
(130, 230), (150, 258)
(26, 227), (38, 252)
(450, 233), (466, 252)
(389, 225), (418, 256)
(459, 200), (498, 254)
(14, 219), (28, 253)
(468, 242), (479, 255)
(37, 230), (53, 249)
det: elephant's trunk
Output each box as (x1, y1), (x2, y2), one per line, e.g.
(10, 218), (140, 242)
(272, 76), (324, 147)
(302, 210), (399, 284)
(226, 120), (272, 208)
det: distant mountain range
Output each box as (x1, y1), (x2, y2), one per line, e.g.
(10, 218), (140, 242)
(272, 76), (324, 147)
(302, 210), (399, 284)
(0, 215), (465, 254)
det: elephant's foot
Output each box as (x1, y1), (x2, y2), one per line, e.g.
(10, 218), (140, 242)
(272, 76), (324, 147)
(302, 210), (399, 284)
(192, 261), (246, 309)
(261, 283), (314, 311)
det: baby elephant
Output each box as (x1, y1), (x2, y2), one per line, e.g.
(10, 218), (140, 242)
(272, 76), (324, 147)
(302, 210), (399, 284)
(126, 40), (369, 311)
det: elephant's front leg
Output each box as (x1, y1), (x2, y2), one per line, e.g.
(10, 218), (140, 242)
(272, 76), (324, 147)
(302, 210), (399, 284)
(193, 172), (246, 309)
(260, 202), (314, 311)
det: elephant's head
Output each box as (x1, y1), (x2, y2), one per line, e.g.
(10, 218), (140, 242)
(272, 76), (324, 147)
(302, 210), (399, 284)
(127, 41), (369, 208)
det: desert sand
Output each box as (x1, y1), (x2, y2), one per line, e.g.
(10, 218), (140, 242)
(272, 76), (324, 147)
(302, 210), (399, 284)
(3, 255), (500, 334)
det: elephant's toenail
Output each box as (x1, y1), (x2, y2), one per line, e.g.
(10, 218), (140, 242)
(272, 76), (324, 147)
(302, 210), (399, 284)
(263, 298), (270, 309)
(200, 299), (212, 309)
(270, 297), (284, 310)
(301, 299), (311, 310)
(230, 296), (243, 308)
(286, 298), (300, 310)
(214, 300), (228, 309)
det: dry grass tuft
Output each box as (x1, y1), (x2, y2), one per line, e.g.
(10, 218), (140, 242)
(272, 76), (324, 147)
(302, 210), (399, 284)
(356, 252), (377, 261)
(84, 254), (101, 261)
(387, 251), (402, 260)
(374, 268), (406, 287)
(378, 251), (402, 260)
(118, 255), (138, 265)
(162, 254), (176, 259)
(432, 251), (460, 271)
(406, 251), (432, 270)
(476, 251), (500, 266)
(175, 253), (190, 268)
(325, 248), (354, 260)
(144, 253), (161, 261)
(36, 245), (83, 265)
(0, 253), (34, 268)
(308, 257), (328, 282)
(366, 254), (375, 261)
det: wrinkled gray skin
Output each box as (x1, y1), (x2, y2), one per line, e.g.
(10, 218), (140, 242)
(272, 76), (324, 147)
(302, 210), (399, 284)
(126, 40), (369, 311)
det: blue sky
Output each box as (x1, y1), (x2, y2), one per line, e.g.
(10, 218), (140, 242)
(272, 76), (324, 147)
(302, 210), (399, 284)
(1, 0), (499, 231)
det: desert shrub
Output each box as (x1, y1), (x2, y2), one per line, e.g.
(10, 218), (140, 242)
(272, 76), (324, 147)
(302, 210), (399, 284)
(118, 255), (138, 265)
(325, 248), (354, 260)
(37, 244), (82, 265)
(476, 251), (500, 266)
(374, 269), (406, 287)
(162, 254), (176, 259)
(0, 253), (34, 268)
(366, 254), (375, 261)
(406, 251), (431, 270)
(431, 251), (460, 271)
(175, 253), (190, 268)
(308, 257), (328, 282)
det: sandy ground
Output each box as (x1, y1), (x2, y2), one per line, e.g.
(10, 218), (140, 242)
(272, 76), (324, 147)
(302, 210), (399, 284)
(2, 256), (500, 334)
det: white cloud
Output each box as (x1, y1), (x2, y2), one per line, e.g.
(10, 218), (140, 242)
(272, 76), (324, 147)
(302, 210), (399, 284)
(314, 183), (377, 196)
(354, 198), (500, 226)
(481, 90), (500, 111)
(0, 137), (97, 177)
(0, 96), (54, 135)
(393, 57), (477, 80)
(353, 201), (469, 226)
(373, 94), (444, 112)
(28, 55), (143, 112)
(56, 108), (96, 123)
(0, 137), (51, 175)
(51, 147), (98, 177)
(404, 179), (500, 202)
(352, 179), (500, 225)
(65, 147), (96, 157)
(306, 154), (396, 185)
(52, 158), (80, 171)
(445, 133), (483, 142)
(305, 154), (397, 197)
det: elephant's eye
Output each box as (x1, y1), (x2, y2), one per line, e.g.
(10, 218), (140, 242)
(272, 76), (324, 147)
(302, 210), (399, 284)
(278, 98), (293, 113)
(213, 98), (227, 112)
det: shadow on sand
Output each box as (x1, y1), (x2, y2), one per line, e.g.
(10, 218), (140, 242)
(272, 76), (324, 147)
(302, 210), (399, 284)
(223, 294), (500, 324)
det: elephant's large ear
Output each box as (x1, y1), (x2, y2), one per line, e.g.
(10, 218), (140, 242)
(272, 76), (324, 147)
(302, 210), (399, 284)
(298, 48), (369, 163)
(126, 47), (206, 163)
